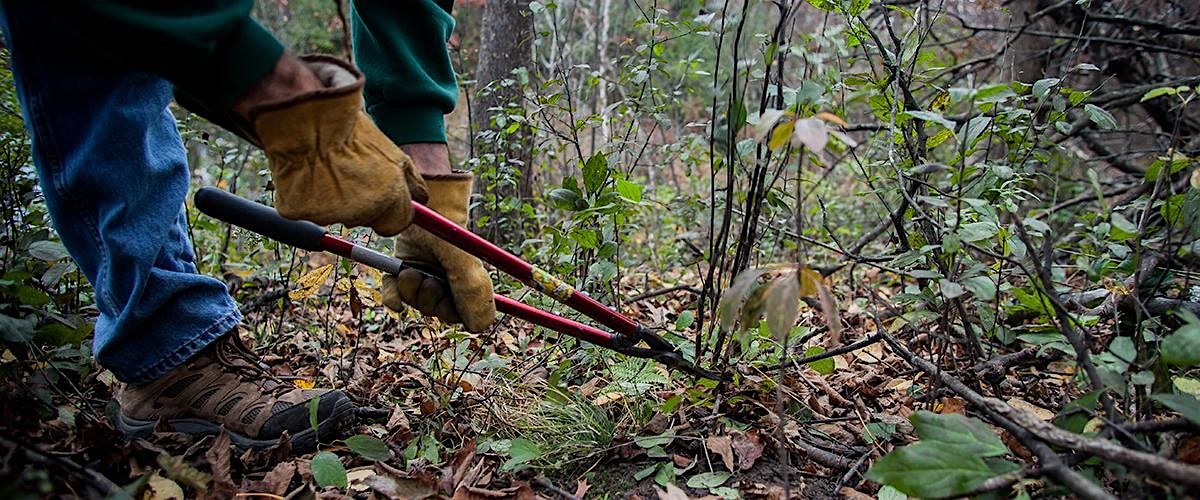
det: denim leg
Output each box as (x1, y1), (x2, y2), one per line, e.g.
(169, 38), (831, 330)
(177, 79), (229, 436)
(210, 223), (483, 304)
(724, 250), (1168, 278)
(1, 2), (241, 384)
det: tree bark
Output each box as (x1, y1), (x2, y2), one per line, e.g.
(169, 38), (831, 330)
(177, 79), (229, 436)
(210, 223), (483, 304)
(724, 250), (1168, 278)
(473, 0), (535, 206)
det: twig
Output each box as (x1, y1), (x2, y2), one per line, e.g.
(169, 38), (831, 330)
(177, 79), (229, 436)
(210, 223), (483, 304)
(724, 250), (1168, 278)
(626, 284), (702, 303)
(871, 311), (1200, 491)
(534, 476), (581, 500)
(775, 332), (884, 371)
(789, 436), (854, 469)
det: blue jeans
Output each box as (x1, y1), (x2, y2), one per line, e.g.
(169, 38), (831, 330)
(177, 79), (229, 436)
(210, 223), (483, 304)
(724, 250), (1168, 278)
(1, 2), (241, 384)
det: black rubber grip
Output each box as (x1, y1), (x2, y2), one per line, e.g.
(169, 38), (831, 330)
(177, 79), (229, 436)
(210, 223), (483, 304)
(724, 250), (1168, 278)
(193, 187), (327, 251)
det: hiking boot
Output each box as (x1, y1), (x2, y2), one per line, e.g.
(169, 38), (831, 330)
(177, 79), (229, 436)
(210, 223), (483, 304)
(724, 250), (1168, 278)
(113, 332), (355, 451)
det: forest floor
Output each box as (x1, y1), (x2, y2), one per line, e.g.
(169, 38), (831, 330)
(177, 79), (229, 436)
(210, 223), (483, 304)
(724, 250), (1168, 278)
(1, 256), (1188, 499)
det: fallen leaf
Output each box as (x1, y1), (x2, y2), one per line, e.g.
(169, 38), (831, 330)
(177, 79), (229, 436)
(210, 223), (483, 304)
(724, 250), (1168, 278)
(205, 431), (236, 498)
(240, 432), (292, 470)
(156, 453), (210, 492)
(1176, 436), (1200, 464)
(143, 472), (184, 500)
(242, 460), (296, 495)
(293, 379), (315, 389)
(442, 440), (477, 492)
(654, 483), (690, 500)
(839, 487), (873, 500)
(368, 472), (439, 499)
(939, 397), (967, 415)
(672, 454), (693, 467)
(574, 478), (590, 498)
(733, 430), (765, 470)
(592, 392), (624, 405)
(706, 435), (735, 471)
(347, 466), (376, 493)
(1006, 397), (1054, 421)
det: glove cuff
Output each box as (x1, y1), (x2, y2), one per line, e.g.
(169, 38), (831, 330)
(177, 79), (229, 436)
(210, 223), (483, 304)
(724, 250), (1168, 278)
(421, 172), (474, 226)
(248, 55), (365, 120)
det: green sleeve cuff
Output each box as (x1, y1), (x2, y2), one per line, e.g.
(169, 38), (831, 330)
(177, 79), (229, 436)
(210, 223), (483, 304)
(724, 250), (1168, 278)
(367, 102), (448, 144)
(178, 17), (284, 110)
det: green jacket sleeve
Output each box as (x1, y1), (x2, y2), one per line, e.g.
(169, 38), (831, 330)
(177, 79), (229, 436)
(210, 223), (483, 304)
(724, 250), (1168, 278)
(50, 1), (284, 114)
(351, 0), (458, 145)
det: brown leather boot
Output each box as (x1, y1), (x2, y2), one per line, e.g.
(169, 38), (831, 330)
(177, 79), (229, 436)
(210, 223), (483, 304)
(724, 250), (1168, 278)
(113, 332), (355, 451)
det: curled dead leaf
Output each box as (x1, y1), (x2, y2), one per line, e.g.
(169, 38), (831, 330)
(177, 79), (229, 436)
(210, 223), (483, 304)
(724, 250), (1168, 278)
(733, 430), (765, 470)
(706, 435), (735, 471)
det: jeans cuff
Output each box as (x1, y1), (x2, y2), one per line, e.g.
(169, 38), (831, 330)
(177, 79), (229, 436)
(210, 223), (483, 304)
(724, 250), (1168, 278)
(119, 306), (243, 385)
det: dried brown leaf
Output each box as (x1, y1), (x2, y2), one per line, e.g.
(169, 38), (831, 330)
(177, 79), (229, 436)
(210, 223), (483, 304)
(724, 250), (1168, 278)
(706, 435), (735, 471)
(242, 460), (296, 496)
(368, 473), (439, 499)
(764, 272), (801, 340)
(733, 430), (765, 470)
(654, 483), (690, 500)
(205, 430), (235, 498)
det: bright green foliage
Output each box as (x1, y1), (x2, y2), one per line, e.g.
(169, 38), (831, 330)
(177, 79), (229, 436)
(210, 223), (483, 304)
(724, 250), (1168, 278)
(343, 435), (391, 461)
(867, 412), (1017, 497)
(310, 451), (348, 489)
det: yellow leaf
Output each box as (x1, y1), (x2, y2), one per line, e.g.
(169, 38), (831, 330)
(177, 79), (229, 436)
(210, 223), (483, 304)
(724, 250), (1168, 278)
(798, 267), (822, 297)
(293, 379), (315, 390)
(814, 111), (848, 127)
(930, 91), (951, 113)
(289, 264), (334, 301)
(768, 120), (795, 150)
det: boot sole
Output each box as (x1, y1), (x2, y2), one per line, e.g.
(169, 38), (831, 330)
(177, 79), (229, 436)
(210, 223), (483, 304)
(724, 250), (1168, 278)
(114, 396), (356, 453)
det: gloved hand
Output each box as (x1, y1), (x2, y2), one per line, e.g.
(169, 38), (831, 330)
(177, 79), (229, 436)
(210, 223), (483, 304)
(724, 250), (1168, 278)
(381, 173), (497, 332)
(249, 55), (428, 236)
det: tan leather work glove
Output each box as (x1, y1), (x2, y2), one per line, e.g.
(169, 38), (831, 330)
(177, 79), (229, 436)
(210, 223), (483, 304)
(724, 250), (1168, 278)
(249, 55), (428, 236)
(381, 173), (497, 332)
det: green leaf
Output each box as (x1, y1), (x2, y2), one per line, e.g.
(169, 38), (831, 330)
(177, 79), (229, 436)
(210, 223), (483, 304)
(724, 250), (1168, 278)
(615, 178), (644, 202)
(634, 429), (676, 449)
(864, 422), (897, 444)
(1162, 311), (1200, 367)
(904, 110), (957, 131)
(866, 441), (1008, 498)
(634, 463), (657, 481)
(502, 439), (541, 471)
(28, 240), (69, 262)
(959, 222), (999, 242)
(1084, 104), (1117, 130)
(1140, 86), (1179, 102)
(310, 451), (348, 489)
(675, 311), (695, 330)
(1152, 393), (1200, 426)
(958, 116), (992, 150)
(961, 276), (997, 301)
(910, 411), (1010, 457)
(653, 461), (675, 486)
(940, 279), (965, 299)
(1032, 78), (1060, 100)
(582, 153), (609, 195)
(343, 435), (391, 461)
(547, 188), (588, 211)
(804, 346), (835, 374)
(1109, 212), (1139, 241)
(686, 471), (732, 489)
(308, 395), (320, 436)
(0, 313), (34, 343)
(848, 0), (871, 16)
(877, 485), (908, 500)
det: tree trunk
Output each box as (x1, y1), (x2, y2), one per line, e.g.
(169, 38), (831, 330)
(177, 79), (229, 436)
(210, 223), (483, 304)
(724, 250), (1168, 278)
(473, 0), (534, 243)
